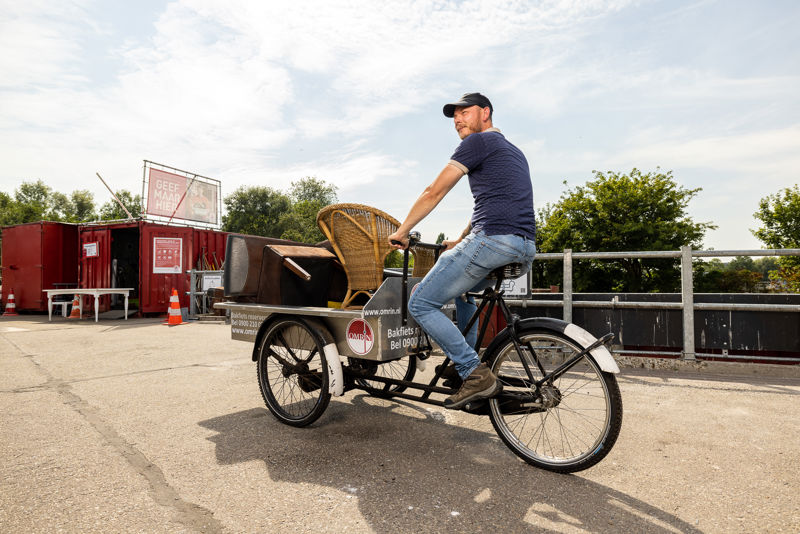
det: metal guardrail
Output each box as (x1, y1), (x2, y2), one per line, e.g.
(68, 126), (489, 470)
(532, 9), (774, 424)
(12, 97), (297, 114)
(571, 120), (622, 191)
(520, 247), (800, 361)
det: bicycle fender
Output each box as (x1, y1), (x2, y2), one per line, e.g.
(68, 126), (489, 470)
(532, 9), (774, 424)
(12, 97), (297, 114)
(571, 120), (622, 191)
(564, 323), (620, 374)
(323, 344), (345, 397)
(303, 317), (345, 397)
(504, 318), (619, 374)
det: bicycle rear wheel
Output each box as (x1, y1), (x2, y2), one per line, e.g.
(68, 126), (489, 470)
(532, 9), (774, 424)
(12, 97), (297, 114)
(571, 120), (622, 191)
(257, 318), (331, 427)
(487, 326), (622, 473)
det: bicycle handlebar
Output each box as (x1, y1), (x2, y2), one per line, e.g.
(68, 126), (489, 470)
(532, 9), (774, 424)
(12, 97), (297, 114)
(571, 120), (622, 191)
(390, 231), (447, 252)
(413, 241), (448, 251)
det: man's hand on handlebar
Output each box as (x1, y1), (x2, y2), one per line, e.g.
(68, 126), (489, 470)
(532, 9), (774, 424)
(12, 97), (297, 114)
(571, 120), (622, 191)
(388, 230), (408, 250)
(389, 232), (408, 250)
(441, 238), (460, 251)
(389, 230), (423, 250)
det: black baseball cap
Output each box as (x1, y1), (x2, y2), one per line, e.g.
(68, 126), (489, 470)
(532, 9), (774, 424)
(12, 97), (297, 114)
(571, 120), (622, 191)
(443, 92), (493, 118)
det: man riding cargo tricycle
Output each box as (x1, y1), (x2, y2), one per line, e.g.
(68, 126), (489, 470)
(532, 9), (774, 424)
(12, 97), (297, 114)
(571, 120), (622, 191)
(217, 93), (621, 473)
(216, 209), (622, 473)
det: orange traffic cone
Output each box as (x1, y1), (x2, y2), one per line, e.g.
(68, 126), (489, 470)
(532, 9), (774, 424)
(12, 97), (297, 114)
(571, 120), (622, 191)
(3, 289), (19, 316)
(67, 295), (81, 319)
(164, 289), (183, 326)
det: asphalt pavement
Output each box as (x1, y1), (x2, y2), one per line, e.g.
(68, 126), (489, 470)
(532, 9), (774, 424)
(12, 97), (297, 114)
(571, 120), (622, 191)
(1, 316), (798, 533)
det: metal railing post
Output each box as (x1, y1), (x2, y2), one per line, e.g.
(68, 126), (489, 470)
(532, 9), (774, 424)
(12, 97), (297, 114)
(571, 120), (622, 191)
(189, 269), (197, 317)
(563, 249), (573, 323)
(680, 245), (696, 361)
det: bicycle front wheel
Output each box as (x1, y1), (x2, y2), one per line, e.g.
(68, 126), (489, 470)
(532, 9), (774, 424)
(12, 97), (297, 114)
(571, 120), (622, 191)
(487, 327), (622, 473)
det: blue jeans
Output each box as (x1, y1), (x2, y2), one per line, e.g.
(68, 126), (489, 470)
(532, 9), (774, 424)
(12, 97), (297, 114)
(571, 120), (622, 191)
(408, 231), (536, 379)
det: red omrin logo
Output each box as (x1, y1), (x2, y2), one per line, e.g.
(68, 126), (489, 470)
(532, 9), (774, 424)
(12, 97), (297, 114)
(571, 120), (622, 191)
(346, 319), (374, 355)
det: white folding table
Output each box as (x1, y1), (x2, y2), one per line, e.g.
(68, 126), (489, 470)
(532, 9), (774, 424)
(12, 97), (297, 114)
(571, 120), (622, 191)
(44, 288), (134, 322)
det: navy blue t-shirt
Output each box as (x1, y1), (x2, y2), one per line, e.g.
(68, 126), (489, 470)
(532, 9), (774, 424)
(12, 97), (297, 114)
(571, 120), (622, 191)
(449, 129), (536, 240)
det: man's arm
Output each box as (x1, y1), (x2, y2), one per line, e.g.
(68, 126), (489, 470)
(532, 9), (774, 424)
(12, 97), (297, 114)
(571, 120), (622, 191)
(389, 163), (465, 248)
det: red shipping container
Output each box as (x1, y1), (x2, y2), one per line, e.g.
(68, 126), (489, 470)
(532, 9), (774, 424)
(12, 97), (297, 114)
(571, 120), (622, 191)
(2, 219), (227, 316)
(1, 222), (79, 312)
(78, 221), (227, 315)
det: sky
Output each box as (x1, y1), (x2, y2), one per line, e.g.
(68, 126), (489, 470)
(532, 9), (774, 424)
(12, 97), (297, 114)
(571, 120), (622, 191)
(1, 0), (798, 251)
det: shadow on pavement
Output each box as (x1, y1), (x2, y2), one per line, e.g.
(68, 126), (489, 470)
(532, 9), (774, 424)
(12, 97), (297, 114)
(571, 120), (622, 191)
(199, 394), (700, 533)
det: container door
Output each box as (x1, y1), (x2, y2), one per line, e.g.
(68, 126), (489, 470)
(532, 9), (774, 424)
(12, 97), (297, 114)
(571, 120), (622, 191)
(109, 227), (140, 310)
(140, 225), (193, 313)
(1, 223), (44, 311)
(41, 222), (79, 300)
(79, 226), (112, 312)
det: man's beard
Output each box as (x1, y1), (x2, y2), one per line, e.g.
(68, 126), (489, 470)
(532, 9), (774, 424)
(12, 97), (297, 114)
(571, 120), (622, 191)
(456, 121), (480, 139)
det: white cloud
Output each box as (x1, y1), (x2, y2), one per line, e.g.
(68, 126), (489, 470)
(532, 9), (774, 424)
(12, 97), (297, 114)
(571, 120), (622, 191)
(1, 0), (795, 255)
(613, 125), (800, 179)
(0, 1), (90, 89)
(1, 0), (635, 201)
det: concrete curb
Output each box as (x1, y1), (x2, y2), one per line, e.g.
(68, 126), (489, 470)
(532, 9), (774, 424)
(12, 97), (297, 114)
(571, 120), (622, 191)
(615, 355), (800, 379)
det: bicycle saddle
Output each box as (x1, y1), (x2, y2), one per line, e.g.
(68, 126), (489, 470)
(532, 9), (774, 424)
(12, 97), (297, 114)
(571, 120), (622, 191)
(487, 263), (524, 280)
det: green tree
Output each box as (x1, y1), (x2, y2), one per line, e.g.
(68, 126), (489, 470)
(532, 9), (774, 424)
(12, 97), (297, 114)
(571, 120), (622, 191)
(48, 190), (97, 222)
(70, 190), (97, 221)
(752, 185), (800, 250)
(222, 186), (292, 237)
(98, 190), (141, 220)
(0, 191), (21, 226)
(280, 177), (338, 243)
(47, 191), (71, 221)
(769, 267), (800, 292)
(0, 191), (22, 264)
(14, 180), (51, 222)
(537, 168), (715, 292)
(6, 180), (98, 223)
(753, 257), (779, 280)
(436, 232), (446, 244)
(289, 176), (337, 204)
(384, 250), (405, 268)
(752, 185), (800, 291)
(222, 177), (338, 241)
(726, 256), (755, 272)
(694, 259), (762, 293)
(279, 200), (326, 243)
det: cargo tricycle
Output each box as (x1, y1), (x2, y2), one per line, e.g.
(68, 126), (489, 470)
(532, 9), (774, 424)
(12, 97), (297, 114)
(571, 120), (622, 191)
(217, 233), (622, 473)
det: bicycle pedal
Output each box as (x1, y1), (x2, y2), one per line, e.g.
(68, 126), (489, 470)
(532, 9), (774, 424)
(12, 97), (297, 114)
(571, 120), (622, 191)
(463, 400), (490, 415)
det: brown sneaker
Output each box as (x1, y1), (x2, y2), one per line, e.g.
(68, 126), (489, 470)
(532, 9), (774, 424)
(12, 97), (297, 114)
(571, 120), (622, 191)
(443, 363), (502, 410)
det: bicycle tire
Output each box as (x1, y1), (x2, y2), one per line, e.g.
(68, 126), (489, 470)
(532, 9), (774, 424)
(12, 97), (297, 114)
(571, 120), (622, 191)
(486, 325), (622, 473)
(256, 317), (331, 427)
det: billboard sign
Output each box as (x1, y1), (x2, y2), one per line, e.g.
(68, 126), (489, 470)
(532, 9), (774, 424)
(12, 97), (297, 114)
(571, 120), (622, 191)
(145, 165), (219, 225)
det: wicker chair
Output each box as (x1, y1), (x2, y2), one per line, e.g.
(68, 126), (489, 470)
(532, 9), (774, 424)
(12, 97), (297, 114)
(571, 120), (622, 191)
(317, 203), (402, 309)
(411, 246), (438, 278)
